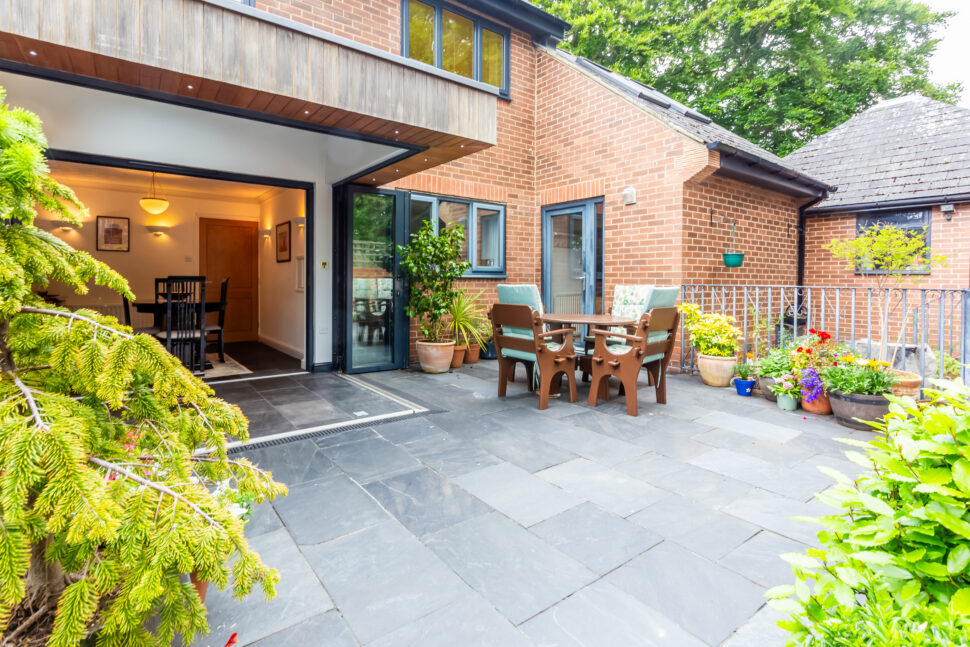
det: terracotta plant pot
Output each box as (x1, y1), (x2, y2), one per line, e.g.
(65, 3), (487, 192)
(801, 391), (832, 415)
(416, 340), (455, 373)
(829, 390), (892, 430)
(463, 343), (481, 364)
(696, 353), (737, 387)
(450, 345), (467, 368)
(758, 375), (777, 402)
(776, 393), (799, 411)
(190, 571), (209, 603)
(890, 369), (922, 398)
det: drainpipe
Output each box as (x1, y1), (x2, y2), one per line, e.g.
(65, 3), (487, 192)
(796, 192), (829, 286)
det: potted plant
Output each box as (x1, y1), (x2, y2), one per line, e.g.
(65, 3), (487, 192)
(755, 346), (791, 402)
(770, 373), (801, 411)
(732, 362), (756, 396)
(678, 302), (742, 387)
(479, 320), (497, 359)
(448, 289), (488, 365)
(398, 220), (471, 373)
(821, 358), (897, 430)
(798, 367), (831, 415)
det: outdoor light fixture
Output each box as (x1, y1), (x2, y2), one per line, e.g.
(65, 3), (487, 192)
(146, 225), (171, 237)
(139, 172), (170, 215)
(294, 216), (306, 228)
(942, 203), (955, 221)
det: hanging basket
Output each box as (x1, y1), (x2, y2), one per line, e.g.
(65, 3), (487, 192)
(723, 252), (745, 267)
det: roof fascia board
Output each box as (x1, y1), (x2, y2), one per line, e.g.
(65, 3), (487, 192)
(461, 0), (570, 40)
(709, 142), (833, 195)
(807, 193), (970, 215)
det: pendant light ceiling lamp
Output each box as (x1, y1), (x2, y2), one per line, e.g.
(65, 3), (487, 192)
(139, 172), (170, 215)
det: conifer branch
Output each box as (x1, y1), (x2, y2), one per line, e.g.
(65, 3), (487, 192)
(11, 375), (46, 431)
(17, 307), (134, 340)
(2, 603), (48, 645)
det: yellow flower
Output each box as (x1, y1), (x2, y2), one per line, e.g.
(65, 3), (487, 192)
(867, 360), (880, 368)
(840, 356), (855, 363)
(877, 361), (891, 367)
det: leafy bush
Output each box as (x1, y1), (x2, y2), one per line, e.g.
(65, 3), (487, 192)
(448, 288), (488, 348)
(735, 363), (754, 380)
(768, 382), (970, 645)
(678, 302), (741, 358)
(759, 346), (794, 378)
(822, 359), (896, 395)
(791, 329), (847, 371)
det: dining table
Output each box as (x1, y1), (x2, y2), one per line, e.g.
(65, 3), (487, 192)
(541, 313), (640, 382)
(133, 300), (223, 330)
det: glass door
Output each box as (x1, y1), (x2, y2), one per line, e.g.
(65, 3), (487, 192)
(541, 199), (604, 315)
(345, 187), (408, 373)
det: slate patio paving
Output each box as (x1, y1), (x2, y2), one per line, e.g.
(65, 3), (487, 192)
(192, 360), (870, 647)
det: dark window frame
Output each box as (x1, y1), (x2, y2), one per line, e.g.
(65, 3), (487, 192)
(408, 192), (507, 276)
(854, 209), (933, 276)
(402, 0), (512, 99)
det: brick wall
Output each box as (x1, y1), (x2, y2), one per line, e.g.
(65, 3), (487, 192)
(255, 0), (400, 53)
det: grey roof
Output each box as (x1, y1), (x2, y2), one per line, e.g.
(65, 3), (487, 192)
(784, 95), (970, 212)
(549, 49), (830, 195)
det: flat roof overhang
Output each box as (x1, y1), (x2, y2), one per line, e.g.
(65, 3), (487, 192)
(0, 0), (498, 186)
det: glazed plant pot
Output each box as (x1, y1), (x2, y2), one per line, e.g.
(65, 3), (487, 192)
(416, 340), (456, 374)
(451, 345), (467, 368)
(481, 342), (498, 360)
(758, 375), (778, 402)
(463, 343), (481, 364)
(696, 353), (737, 387)
(829, 390), (892, 430)
(776, 393), (799, 411)
(889, 369), (922, 398)
(801, 391), (832, 415)
(733, 378), (756, 396)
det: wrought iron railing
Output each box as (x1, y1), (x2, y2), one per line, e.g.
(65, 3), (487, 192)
(678, 284), (970, 385)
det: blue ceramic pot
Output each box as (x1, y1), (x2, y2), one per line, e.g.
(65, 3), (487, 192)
(732, 378), (756, 396)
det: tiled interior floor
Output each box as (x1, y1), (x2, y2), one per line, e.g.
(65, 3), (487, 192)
(193, 361), (868, 647)
(211, 372), (416, 440)
(207, 342), (303, 382)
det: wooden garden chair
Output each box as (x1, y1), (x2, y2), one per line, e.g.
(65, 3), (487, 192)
(490, 303), (578, 410)
(586, 306), (680, 416)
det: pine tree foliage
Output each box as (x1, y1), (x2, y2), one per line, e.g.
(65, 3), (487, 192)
(0, 87), (287, 646)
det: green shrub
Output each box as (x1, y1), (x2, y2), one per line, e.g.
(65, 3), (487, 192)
(768, 382), (970, 645)
(759, 346), (793, 378)
(677, 302), (741, 357)
(821, 359), (897, 395)
(735, 362), (754, 380)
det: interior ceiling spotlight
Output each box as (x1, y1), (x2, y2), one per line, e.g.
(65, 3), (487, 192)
(139, 172), (170, 215)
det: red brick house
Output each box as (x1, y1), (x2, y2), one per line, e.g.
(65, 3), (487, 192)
(0, 0), (831, 374)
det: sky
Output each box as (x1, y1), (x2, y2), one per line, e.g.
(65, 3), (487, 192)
(925, 0), (970, 107)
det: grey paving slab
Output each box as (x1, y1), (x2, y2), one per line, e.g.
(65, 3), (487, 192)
(692, 427), (817, 466)
(303, 521), (470, 645)
(474, 429), (577, 473)
(530, 503), (662, 575)
(536, 458), (668, 517)
(721, 489), (824, 546)
(424, 410), (514, 441)
(520, 579), (707, 647)
(313, 427), (379, 449)
(405, 434), (504, 477)
(720, 605), (789, 647)
(719, 530), (805, 589)
(275, 399), (346, 428)
(325, 436), (422, 483)
(629, 494), (759, 560)
(191, 528), (333, 647)
(366, 592), (534, 647)
(364, 468), (491, 538)
(689, 448), (832, 501)
(617, 453), (753, 507)
(426, 512), (597, 625)
(238, 439), (339, 487)
(696, 411), (803, 443)
(244, 500), (283, 539)
(272, 475), (388, 545)
(249, 611), (358, 647)
(375, 417), (444, 445)
(606, 542), (766, 646)
(534, 424), (648, 466)
(455, 462), (581, 526)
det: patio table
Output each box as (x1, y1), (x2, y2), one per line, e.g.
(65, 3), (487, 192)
(540, 313), (637, 327)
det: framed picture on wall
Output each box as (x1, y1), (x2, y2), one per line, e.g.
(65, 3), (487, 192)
(96, 216), (129, 252)
(276, 221), (291, 263)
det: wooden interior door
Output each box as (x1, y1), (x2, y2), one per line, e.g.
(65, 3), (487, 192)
(199, 218), (258, 343)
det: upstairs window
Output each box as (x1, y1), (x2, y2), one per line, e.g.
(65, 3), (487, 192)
(404, 0), (510, 97)
(409, 194), (506, 275)
(855, 209), (932, 275)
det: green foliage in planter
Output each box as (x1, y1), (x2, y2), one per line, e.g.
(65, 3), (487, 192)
(758, 346), (793, 378)
(768, 382), (970, 645)
(734, 362), (754, 380)
(821, 360), (897, 395)
(677, 302), (741, 358)
(398, 221), (470, 342)
(0, 89), (285, 646)
(448, 289), (488, 349)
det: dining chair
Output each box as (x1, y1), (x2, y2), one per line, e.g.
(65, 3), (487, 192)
(586, 306), (680, 416)
(496, 284), (544, 382)
(121, 297), (160, 336)
(205, 277), (230, 362)
(490, 303), (578, 410)
(156, 276), (207, 376)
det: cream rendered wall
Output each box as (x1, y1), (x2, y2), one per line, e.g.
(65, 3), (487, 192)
(258, 188), (306, 359)
(43, 183), (259, 306)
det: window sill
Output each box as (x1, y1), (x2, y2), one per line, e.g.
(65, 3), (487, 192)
(463, 273), (507, 280)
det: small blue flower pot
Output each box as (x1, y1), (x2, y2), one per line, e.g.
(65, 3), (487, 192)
(732, 378), (756, 396)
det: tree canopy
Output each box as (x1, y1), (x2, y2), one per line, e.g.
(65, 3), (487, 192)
(535, 0), (961, 156)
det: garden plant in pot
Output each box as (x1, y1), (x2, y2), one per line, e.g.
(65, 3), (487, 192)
(755, 346), (792, 402)
(770, 374), (801, 411)
(821, 357), (897, 430)
(398, 221), (471, 373)
(678, 302), (742, 387)
(479, 320), (497, 360)
(449, 289), (488, 366)
(789, 329), (845, 415)
(732, 362), (756, 396)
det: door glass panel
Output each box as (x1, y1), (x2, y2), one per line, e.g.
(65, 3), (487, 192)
(475, 206), (501, 268)
(442, 10), (474, 79)
(407, 0), (435, 66)
(351, 192), (395, 370)
(438, 200), (469, 261)
(481, 29), (504, 88)
(549, 211), (585, 314)
(595, 201), (604, 313)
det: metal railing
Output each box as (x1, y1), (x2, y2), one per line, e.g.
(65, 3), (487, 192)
(678, 284), (970, 385)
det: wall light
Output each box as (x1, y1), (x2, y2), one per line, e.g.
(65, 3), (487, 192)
(146, 225), (171, 237)
(49, 219), (77, 232)
(942, 203), (955, 221)
(260, 228), (272, 238)
(294, 216), (306, 228)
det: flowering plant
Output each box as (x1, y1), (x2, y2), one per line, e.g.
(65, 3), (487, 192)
(757, 345), (793, 377)
(678, 302), (741, 358)
(769, 373), (801, 397)
(821, 356), (896, 395)
(799, 367), (824, 402)
(791, 328), (846, 370)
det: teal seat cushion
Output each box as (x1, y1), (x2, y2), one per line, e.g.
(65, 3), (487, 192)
(642, 353), (664, 364)
(645, 286), (680, 309)
(500, 341), (561, 364)
(497, 284), (543, 338)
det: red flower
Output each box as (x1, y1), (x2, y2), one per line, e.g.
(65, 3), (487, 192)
(806, 349), (813, 354)
(809, 328), (817, 334)
(797, 347), (803, 352)
(225, 634), (238, 647)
